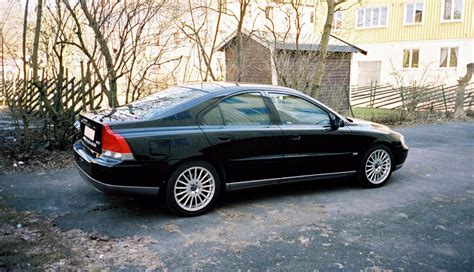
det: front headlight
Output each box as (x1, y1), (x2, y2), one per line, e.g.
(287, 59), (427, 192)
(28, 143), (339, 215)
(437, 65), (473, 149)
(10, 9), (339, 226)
(399, 134), (409, 149)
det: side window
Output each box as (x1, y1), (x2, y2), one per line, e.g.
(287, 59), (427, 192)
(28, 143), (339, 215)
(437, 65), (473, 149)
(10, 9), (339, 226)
(268, 93), (330, 126)
(202, 105), (224, 126)
(202, 92), (271, 126)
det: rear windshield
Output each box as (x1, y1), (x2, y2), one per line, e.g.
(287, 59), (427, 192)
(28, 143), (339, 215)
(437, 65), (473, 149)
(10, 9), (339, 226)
(128, 87), (207, 118)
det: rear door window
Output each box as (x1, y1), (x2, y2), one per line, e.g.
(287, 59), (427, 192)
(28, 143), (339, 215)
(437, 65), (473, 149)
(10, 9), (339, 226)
(202, 92), (271, 126)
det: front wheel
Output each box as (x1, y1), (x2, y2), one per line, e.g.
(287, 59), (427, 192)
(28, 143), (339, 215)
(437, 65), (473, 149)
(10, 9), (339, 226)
(165, 161), (220, 216)
(357, 145), (393, 188)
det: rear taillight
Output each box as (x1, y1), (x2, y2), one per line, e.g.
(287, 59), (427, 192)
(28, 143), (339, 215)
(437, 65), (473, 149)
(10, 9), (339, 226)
(101, 124), (134, 160)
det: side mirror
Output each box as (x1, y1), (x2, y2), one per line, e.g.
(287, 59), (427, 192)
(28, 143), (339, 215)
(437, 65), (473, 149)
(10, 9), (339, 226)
(331, 116), (345, 130)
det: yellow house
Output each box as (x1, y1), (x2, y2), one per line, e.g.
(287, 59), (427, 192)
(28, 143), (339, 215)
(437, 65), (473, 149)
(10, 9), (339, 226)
(316, 0), (474, 87)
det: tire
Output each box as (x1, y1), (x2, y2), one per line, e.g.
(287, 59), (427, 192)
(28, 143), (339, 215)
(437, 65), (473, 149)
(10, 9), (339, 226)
(357, 145), (393, 188)
(165, 161), (220, 216)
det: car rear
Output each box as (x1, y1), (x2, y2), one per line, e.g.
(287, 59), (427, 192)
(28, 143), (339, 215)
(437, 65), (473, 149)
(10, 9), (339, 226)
(73, 114), (159, 195)
(73, 86), (212, 195)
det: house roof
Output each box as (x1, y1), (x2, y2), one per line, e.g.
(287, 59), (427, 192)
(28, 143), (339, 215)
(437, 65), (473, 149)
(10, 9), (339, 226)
(216, 30), (367, 55)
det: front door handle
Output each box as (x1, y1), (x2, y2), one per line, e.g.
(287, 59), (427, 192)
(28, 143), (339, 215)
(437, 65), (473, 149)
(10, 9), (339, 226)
(288, 135), (301, 141)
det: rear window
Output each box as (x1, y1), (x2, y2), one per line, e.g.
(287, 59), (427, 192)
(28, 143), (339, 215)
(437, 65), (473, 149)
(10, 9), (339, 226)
(128, 87), (207, 118)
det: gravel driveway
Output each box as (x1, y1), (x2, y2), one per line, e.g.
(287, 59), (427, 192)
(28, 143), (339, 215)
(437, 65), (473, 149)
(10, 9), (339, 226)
(1, 121), (473, 270)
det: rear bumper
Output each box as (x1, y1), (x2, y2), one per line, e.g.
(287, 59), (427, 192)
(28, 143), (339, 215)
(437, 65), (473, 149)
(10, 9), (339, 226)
(73, 140), (160, 195)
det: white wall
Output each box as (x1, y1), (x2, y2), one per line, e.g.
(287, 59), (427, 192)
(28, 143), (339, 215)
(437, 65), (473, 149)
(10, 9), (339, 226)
(350, 38), (474, 87)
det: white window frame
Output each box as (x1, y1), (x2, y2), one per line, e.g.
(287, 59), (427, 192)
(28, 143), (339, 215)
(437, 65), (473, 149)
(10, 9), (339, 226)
(404, 1), (424, 25)
(439, 47), (459, 68)
(355, 6), (389, 29)
(441, 0), (464, 22)
(402, 48), (420, 69)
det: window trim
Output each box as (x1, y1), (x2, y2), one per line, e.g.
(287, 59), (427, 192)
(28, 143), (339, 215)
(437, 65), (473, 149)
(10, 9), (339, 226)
(439, 46), (459, 69)
(403, 1), (424, 26)
(198, 90), (278, 127)
(440, 0), (464, 23)
(265, 91), (334, 127)
(355, 6), (390, 29)
(402, 48), (420, 69)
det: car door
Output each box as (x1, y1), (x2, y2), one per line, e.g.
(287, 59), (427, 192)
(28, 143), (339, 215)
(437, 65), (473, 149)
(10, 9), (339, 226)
(266, 92), (356, 177)
(198, 91), (285, 184)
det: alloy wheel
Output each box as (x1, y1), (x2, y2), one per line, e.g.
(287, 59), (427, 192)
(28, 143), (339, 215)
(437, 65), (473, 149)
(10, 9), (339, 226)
(365, 149), (392, 184)
(173, 166), (216, 212)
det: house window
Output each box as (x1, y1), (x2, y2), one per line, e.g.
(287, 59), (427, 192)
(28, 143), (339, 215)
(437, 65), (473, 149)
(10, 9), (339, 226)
(356, 7), (388, 28)
(403, 49), (419, 68)
(333, 11), (343, 29)
(442, 0), (463, 21)
(440, 47), (458, 68)
(405, 1), (423, 24)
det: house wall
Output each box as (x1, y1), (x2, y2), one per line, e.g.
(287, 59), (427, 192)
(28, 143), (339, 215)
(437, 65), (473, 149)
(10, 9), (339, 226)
(322, 0), (474, 87)
(317, 52), (352, 112)
(273, 50), (352, 111)
(321, 0), (474, 43)
(351, 38), (474, 87)
(224, 37), (273, 84)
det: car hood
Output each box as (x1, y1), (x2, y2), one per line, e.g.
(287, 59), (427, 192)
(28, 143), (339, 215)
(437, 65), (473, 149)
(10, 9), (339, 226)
(347, 117), (392, 131)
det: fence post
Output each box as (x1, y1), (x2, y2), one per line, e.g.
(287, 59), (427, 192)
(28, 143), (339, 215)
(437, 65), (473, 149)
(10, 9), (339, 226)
(345, 85), (354, 117)
(441, 85), (448, 116)
(399, 86), (405, 111)
(80, 61), (86, 112)
(87, 64), (93, 110)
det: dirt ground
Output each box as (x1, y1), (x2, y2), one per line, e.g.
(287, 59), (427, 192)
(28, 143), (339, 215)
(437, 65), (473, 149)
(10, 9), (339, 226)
(1, 121), (474, 270)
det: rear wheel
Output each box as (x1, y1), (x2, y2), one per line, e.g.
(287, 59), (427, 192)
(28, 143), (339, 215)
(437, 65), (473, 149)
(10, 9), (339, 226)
(357, 145), (393, 188)
(165, 161), (220, 216)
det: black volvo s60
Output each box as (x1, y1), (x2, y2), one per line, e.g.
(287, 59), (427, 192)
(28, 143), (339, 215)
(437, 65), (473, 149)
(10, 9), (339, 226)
(74, 83), (408, 216)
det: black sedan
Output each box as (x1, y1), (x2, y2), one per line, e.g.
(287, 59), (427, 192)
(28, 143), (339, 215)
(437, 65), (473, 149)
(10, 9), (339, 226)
(73, 83), (408, 216)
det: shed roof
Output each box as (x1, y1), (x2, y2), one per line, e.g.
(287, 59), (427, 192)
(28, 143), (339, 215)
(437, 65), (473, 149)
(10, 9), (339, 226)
(217, 30), (367, 55)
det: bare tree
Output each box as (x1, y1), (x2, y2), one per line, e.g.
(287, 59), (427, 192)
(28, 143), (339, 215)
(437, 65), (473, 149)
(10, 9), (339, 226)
(62, 0), (181, 107)
(21, 0), (31, 150)
(455, 63), (474, 118)
(311, 0), (335, 98)
(177, 0), (224, 81)
(176, 0), (255, 82)
(235, 0), (251, 81)
(31, 0), (44, 82)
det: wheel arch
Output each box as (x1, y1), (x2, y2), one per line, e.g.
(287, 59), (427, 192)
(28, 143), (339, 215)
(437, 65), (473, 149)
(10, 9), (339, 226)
(163, 155), (227, 189)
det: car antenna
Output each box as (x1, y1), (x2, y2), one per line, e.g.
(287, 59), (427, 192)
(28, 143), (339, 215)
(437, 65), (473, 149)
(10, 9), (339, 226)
(101, 108), (117, 122)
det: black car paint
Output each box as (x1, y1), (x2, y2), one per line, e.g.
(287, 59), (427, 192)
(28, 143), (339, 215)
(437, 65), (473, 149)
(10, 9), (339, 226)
(74, 83), (408, 194)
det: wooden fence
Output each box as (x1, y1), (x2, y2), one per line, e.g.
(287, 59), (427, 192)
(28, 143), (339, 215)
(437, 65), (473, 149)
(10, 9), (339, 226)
(350, 83), (474, 112)
(2, 76), (102, 118)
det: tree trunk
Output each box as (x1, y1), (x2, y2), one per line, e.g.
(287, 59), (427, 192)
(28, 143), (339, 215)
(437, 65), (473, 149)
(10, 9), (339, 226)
(311, 0), (335, 98)
(31, 0), (44, 82)
(79, 0), (118, 108)
(21, 0), (31, 151)
(235, 0), (249, 82)
(236, 31), (243, 81)
(454, 63), (473, 119)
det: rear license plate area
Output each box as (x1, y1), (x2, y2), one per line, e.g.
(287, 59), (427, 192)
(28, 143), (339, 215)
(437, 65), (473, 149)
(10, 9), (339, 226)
(84, 125), (95, 141)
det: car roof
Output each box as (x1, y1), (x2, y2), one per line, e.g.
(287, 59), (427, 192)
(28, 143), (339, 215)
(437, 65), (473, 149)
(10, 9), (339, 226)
(176, 82), (300, 97)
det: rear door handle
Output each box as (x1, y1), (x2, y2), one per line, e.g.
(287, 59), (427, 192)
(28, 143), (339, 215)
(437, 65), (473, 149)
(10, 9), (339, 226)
(288, 135), (301, 141)
(217, 136), (232, 143)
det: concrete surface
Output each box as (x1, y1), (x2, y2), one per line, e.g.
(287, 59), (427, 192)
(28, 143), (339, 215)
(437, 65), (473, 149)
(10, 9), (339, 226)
(1, 122), (473, 270)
